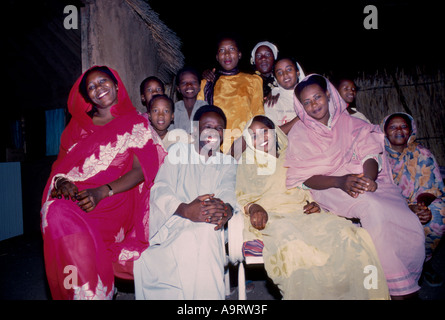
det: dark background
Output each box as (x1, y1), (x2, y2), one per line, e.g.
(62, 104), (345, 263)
(150, 0), (443, 76)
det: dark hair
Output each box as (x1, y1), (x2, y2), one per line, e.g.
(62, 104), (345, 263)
(214, 32), (243, 54)
(193, 105), (227, 129)
(251, 115), (275, 130)
(250, 115), (280, 153)
(273, 55), (300, 75)
(79, 66), (118, 103)
(175, 66), (202, 87)
(139, 76), (165, 95)
(331, 76), (360, 91)
(295, 74), (327, 101)
(383, 113), (413, 134)
(147, 94), (175, 113)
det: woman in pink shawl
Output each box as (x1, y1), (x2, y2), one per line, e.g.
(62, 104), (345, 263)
(41, 66), (166, 299)
(284, 74), (425, 299)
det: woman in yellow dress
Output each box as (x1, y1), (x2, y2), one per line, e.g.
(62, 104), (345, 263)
(198, 35), (264, 156)
(236, 115), (390, 299)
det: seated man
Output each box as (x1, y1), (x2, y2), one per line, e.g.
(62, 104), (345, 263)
(134, 105), (237, 300)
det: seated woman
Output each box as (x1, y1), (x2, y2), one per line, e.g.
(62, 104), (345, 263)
(236, 115), (389, 299)
(41, 66), (166, 299)
(382, 112), (444, 262)
(284, 74), (425, 299)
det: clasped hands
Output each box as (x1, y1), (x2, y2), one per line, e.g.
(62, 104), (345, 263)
(177, 194), (233, 230)
(51, 177), (107, 213)
(339, 173), (378, 198)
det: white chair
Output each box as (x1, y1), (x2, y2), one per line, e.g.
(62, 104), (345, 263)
(227, 209), (264, 300)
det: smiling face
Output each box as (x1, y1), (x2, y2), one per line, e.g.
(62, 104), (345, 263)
(274, 58), (300, 90)
(216, 38), (241, 71)
(248, 120), (276, 154)
(85, 70), (119, 108)
(177, 71), (200, 99)
(385, 116), (411, 151)
(299, 84), (331, 126)
(337, 79), (356, 104)
(198, 112), (225, 155)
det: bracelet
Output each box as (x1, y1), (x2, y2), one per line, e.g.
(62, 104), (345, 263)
(106, 184), (114, 197)
(244, 202), (254, 215)
(54, 176), (67, 190)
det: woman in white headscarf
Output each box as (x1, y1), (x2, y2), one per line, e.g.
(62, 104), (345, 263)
(250, 41), (280, 104)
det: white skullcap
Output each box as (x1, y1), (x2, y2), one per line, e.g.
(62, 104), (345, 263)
(250, 41), (279, 65)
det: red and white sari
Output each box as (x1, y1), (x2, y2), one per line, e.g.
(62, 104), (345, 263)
(41, 67), (166, 299)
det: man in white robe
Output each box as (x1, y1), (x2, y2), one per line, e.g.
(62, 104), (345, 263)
(134, 105), (237, 300)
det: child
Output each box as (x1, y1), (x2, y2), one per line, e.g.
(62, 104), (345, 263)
(197, 34), (264, 157)
(333, 77), (371, 123)
(147, 94), (190, 149)
(173, 66), (207, 133)
(285, 74), (425, 299)
(140, 76), (165, 112)
(267, 56), (305, 134)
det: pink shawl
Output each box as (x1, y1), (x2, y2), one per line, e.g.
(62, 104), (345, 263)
(285, 74), (385, 188)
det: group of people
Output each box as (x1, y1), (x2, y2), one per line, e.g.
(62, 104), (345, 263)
(40, 35), (444, 300)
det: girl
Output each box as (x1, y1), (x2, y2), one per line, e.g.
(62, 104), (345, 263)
(267, 56), (305, 134)
(284, 74), (425, 299)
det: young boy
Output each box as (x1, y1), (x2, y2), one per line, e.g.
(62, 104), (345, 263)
(173, 66), (207, 133)
(147, 94), (190, 149)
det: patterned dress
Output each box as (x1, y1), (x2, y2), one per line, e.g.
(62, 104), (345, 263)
(382, 112), (445, 261)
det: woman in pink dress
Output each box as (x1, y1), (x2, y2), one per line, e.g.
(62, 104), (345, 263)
(284, 74), (425, 299)
(41, 66), (166, 299)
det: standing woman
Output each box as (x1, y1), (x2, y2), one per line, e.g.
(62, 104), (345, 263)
(198, 34), (264, 156)
(41, 66), (166, 299)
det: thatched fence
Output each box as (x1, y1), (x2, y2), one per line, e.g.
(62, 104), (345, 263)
(352, 66), (445, 167)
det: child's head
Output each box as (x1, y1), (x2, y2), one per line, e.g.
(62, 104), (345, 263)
(273, 57), (300, 90)
(176, 66), (201, 100)
(295, 75), (331, 125)
(140, 76), (165, 107)
(333, 78), (357, 104)
(147, 94), (174, 134)
(215, 35), (242, 72)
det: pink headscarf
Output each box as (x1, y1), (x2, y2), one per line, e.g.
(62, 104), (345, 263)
(284, 74), (384, 188)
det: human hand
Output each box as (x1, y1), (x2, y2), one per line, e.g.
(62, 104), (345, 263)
(303, 201), (321, 214)
(51, 177), (78, 201)
(76, 186), (108, 213)
(247, 204), (268, 230)
(338, 173), (377, 198)
(264, 92), (280, 108)
(409, 203), (432, 224)
(201, 196), (233, 230)
(202, 68), (216, 83)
